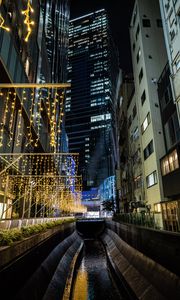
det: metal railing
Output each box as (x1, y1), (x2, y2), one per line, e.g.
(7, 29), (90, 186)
(114, 212), (158, 229)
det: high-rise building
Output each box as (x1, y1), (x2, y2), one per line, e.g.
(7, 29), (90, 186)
(159, 0), (180, 124)
(129, 0), (167, 216)
(38, 0), (70, 83)
(38, 0), (70, 153)
(0, 0), (71, 218)
(66, 9), (119, 189)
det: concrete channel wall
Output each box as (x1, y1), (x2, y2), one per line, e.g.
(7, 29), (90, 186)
(1, 219), (180, 300)
(16, 231), (82, 300)
(106, 220), (180, 276)
(0, 217), (73, 230)
(101, 228), (180, 300)
(0, 222), (76, 299)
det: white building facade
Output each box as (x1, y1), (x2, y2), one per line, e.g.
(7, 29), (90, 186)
(159, 0), (180, 123)
(130, 0), (167, 212)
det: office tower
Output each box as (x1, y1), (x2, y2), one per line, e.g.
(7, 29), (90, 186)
(66, 9), (119, 190)
(39, 0), (70, 83)
(0, 0), (43, 153)
(159, 0), (180, 124)
(38, 0), (70, 152)
(129, 0), (167, 217)
(0, 1), (71, 218)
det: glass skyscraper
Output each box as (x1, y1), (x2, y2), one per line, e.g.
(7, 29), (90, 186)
(65, 9), (119, 189)
(39, 0), (70, 83)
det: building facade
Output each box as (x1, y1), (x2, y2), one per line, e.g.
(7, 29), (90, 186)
(0, 0), (70, 218)
(66, 9), (119, 190)
(158, 63), (180, 231)
(159, 0), (180, 124)
(129, 0), (167, 213)
(39, 0), (70, 83)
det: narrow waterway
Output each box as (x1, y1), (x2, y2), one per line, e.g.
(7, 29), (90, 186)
(71, 239), (128, 300)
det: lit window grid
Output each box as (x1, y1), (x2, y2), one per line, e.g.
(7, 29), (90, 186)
(161, 149), (179, 176)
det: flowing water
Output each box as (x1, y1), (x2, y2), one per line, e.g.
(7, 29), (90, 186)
(71, 239), (129, 300)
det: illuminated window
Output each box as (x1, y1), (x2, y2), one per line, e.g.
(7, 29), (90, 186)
(161, 149), (179, 176)
(136, 48), (141, 63)
(133, 127), (139, 140)
(25, 58), (30, 77)
(154, 203), (161, 213)
(146, 171), (157, 188)
(141, 112), (150, 133)
(91, 114), (111, 122)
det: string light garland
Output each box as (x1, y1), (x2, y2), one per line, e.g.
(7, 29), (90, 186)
(26, 89), (35, 147)
(0, 89), (10, 148)
(0, 0), (10, 31)
(0, 14), (10, 31)
(22, 0), (34, 42)
(0, 153), (84, 219)
(0, 83), (70, 153)
(8, 92), (16, 147)
(16, 89), (26, 147)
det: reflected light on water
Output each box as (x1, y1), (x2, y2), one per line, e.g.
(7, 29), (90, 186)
(72, 264), (88, 300)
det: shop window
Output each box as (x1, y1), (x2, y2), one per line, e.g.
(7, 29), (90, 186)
(161, 201), (180, 232)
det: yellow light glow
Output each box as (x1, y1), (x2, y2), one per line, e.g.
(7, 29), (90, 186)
(0, 14), (10, 31)
(22, 0), (34, 42)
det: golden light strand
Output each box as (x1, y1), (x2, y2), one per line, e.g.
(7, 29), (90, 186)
(0, 14), (10, 31)
(50, 89), (57, 149)
(0, 89), (10, 147)
(26, 89), (35, 147)
(0, 0), (10, 32)
(35, 89), (43, 147)
(16, 89), (26, 146)
(22, 0), (34, 42)
(8, 92), (16, 147)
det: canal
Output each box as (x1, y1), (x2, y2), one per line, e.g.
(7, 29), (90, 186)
(71, 239), (130, 300)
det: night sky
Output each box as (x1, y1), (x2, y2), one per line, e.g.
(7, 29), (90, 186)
(70, 0), (135, 73)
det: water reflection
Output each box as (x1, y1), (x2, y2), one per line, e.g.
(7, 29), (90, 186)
(71, 239), (125, 300)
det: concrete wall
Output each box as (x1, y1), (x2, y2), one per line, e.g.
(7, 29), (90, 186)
(106, 220), (180, 276)
(0, 222), (76, 299)
(0, 216), (74, 229)
(101, 228), (180, 300)
(16, 231), (82, 300)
